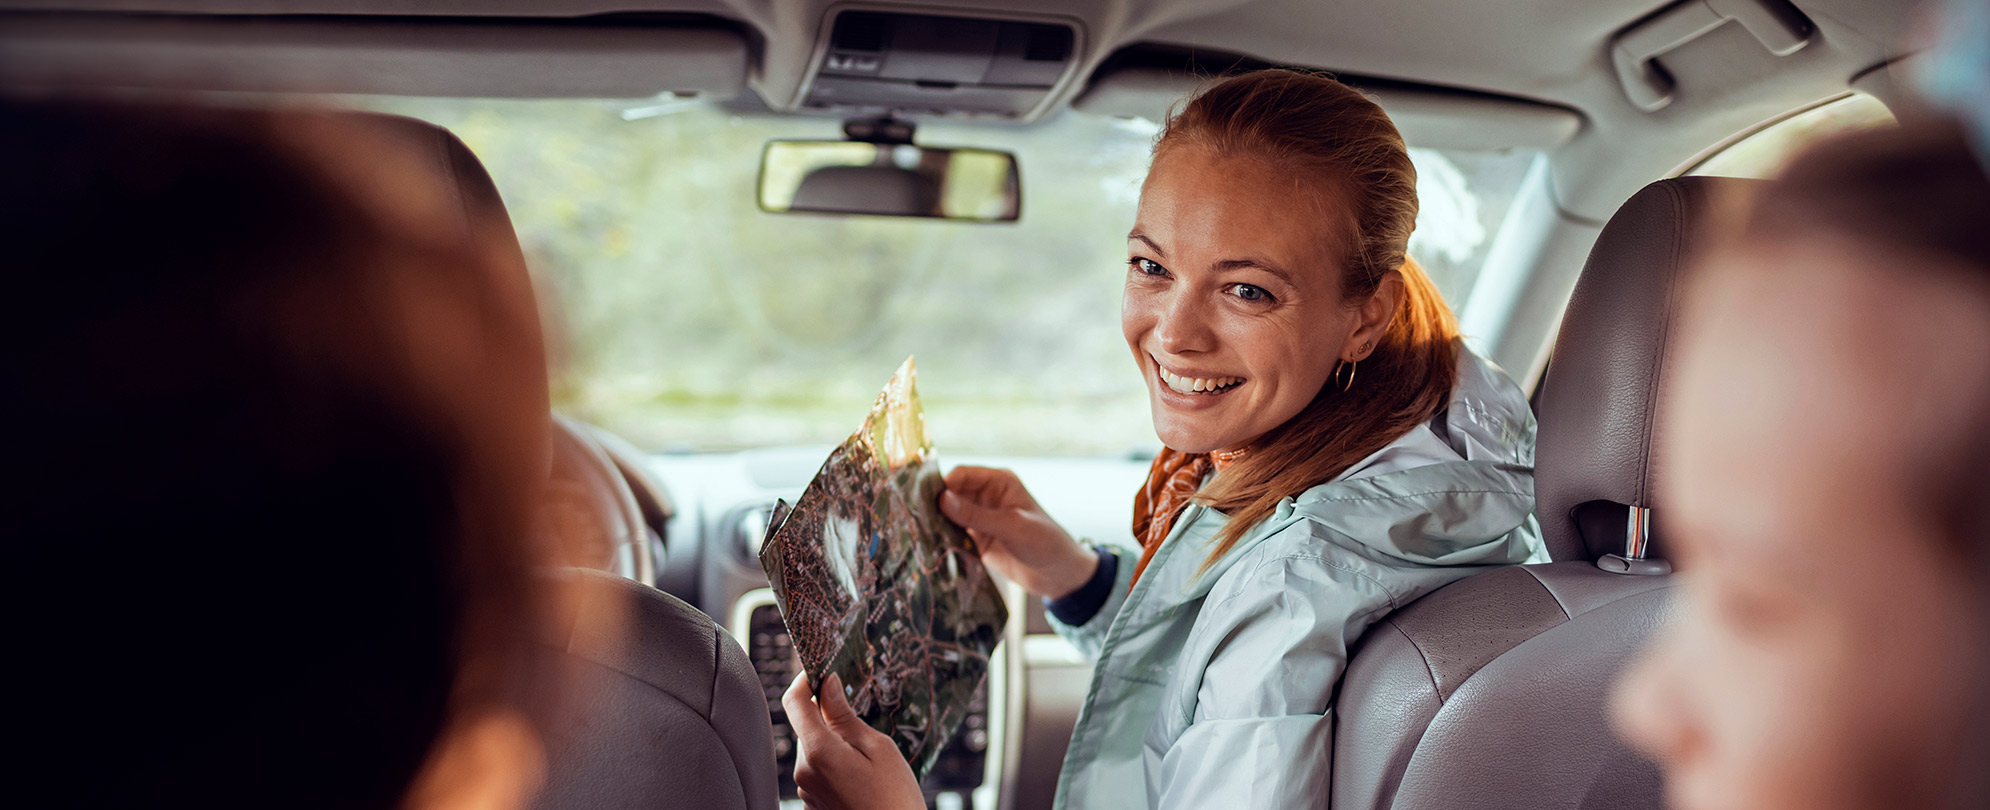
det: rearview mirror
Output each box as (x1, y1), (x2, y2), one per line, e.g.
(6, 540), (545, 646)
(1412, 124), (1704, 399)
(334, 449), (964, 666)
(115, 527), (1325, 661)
(759, 140), (1020, 222)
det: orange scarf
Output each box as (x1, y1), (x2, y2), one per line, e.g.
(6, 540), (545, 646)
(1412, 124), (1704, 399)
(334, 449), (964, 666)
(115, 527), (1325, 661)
(1129, 447), (1243, 586)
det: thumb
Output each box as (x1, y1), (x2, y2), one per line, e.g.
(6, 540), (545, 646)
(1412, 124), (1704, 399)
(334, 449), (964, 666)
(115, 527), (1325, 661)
(940, 489), (1020, 538)
(816, 674), (870, 738)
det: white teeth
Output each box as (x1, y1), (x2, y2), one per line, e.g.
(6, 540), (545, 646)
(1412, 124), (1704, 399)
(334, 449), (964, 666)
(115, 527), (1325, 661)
(1157, 365), (1241, 395)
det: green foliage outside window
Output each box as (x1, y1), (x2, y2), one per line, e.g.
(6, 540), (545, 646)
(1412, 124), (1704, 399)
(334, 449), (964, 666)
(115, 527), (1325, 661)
(364, 98), (1529, 457)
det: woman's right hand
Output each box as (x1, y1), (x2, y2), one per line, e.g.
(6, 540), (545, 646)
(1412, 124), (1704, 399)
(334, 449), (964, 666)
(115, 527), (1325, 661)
(939, 465), (1099, 599)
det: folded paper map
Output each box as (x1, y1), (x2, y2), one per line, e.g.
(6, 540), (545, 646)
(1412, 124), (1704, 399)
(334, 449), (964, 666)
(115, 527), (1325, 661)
(757, 356), (1010, 778)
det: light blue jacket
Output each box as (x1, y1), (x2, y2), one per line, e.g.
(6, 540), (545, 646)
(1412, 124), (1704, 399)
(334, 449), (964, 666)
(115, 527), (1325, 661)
(1049, 342), (1544, 810)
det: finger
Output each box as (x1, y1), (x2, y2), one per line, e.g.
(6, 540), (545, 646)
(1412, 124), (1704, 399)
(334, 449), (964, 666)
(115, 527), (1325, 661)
(940, 488), (1032, 539)
(961, 526), (997, 555)
(938, 488), (992, 529)
(943, 464), (994, 494)
(781, 670), (812, 718)
(816, 675), (907, 762)
(943, 465), (1021, 503)
(783, 672), (847, 759)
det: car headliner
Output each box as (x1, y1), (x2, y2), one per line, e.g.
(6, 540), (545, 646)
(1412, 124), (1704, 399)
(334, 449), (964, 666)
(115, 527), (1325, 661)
(0, 0), (1915, 204)
(0, 0), (1921, 376)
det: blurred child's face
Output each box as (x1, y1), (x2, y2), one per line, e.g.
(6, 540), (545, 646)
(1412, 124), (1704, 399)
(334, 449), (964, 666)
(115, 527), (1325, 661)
(1611, 239), (1990, 810)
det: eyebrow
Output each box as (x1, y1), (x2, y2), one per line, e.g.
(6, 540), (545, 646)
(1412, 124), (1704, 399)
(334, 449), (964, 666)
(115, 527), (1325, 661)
(1128, 232), (1296, 285)
(1214, 258), (1295, 286)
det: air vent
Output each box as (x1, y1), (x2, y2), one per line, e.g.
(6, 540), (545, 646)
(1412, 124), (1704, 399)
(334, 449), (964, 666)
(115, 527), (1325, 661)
(744, 601), (991, 800)
(745, 604), (804, 799)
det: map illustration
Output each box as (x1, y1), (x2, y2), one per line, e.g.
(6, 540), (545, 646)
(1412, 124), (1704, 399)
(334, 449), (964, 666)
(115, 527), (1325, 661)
(758, 357), (1010, 779)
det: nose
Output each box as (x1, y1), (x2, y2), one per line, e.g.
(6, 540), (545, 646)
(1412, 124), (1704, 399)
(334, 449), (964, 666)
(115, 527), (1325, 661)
(1152, 285), (1216, 356)
(1610, 631), (1703, 771)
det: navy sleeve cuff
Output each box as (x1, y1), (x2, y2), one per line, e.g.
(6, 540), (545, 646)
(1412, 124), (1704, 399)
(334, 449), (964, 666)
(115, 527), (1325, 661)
(1044, 547), (1119, 628)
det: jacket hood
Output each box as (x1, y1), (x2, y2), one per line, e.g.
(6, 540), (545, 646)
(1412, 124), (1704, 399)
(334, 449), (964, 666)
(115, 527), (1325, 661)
(1284, 339), (1543, 566)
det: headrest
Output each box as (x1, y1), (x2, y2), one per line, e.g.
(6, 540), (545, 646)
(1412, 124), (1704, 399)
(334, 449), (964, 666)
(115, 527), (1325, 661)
(1535, 176), (1760, 561)
(346, 112), (525, 264)
(347, 115), (655, 580)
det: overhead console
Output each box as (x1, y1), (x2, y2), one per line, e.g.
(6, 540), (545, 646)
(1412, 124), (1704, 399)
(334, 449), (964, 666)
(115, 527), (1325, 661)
(1074, 45), (1584, 152)
(791, 8), (1082, 122)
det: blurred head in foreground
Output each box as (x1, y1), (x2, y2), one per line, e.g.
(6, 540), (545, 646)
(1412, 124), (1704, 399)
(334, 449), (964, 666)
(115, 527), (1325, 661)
(1613, 117), (1990, 810)
(3, 100), (554, 808)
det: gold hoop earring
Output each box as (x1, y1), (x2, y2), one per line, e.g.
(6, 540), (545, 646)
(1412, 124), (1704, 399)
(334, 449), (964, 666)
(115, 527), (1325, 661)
(1335, 359), (1358, 392)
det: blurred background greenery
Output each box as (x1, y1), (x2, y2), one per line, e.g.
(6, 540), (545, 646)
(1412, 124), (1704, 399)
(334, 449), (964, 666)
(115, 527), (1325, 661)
(362, 97), (1531, 457)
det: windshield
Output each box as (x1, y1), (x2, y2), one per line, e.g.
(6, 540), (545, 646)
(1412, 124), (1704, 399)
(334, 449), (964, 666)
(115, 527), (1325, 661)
(362, 97), (1534, 457)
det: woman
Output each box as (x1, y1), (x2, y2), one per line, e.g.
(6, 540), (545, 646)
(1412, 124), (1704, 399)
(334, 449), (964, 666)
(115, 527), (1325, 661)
(6, 101), (559, 809)
(784, 69), (1544, 810)
(1610, 117), (1990, 810)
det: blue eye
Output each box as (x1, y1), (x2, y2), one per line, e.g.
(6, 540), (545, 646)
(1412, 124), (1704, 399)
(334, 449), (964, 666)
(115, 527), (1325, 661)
(1230, 283), (1271, 302)
(1131, 258), (1168, 276)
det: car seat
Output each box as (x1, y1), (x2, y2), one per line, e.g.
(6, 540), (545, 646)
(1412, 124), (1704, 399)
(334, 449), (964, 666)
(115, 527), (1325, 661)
(530, 568), (779, 810)
(1331, 177), (1755, 810)
(365, 112), (777, 810)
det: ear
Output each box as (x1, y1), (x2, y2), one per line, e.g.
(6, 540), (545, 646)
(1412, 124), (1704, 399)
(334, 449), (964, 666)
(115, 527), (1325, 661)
(1343, 271), (1404, 362)
(402, 709), (545, 810)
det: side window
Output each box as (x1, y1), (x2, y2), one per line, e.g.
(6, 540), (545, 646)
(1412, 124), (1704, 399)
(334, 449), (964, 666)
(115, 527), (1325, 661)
(1685, 93), (1897, 179)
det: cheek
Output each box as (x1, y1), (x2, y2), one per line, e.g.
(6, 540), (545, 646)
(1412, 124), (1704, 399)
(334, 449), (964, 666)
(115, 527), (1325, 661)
(1627, 585), (1907, 810)
(1122, 286), (1155, 350)
(1225, 310), (1337, 394)
(1830, 544), (1981, 801)
(1715, 631), (1895, 810)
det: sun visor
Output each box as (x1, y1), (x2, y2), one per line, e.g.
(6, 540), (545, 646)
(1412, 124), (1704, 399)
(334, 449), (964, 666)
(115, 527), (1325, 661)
(1074, 64), (1583, 151)
(0, 13), (750, 100)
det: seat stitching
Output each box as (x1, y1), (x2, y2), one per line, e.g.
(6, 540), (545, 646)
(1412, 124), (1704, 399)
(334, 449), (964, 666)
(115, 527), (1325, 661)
(700, 626), (761, 808)
(1375, 619), (1445, 810)
(1638, 182), (1689, 506)
(1416, 571), (1571, 703)
(707, 625), (723, 719)
(1388, 618), (1445, 706)
(534, 594), (730, 721)
(1520, 566), (1575, 620)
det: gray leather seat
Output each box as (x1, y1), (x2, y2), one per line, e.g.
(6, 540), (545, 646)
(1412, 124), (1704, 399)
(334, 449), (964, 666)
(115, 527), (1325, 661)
(529, 418), (776, 810)
(531, 569), (780, 810)
(1332, 177), (1755, 809)
(371, 112), (776, 810)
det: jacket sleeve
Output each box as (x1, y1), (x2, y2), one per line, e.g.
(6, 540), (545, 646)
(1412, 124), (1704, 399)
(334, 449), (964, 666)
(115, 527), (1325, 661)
(1144, 541), (1401, 810)
(1045, 539), (1139, 660)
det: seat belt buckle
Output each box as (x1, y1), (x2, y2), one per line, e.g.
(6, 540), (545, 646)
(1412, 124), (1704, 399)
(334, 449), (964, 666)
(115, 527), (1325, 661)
(1597, 506), (1672, 575)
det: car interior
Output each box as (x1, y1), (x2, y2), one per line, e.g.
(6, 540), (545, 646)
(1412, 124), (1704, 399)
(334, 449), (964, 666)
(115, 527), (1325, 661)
(0, 0), (1920, 808)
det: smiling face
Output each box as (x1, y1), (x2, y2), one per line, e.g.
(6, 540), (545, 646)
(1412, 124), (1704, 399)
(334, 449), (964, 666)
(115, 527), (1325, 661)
(1124, 146), (1387, 454)
(1611, 239), (1990, 810)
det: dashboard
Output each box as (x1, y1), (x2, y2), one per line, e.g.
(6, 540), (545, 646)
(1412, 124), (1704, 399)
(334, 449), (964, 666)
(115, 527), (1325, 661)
(639, 447), (1149, 807)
